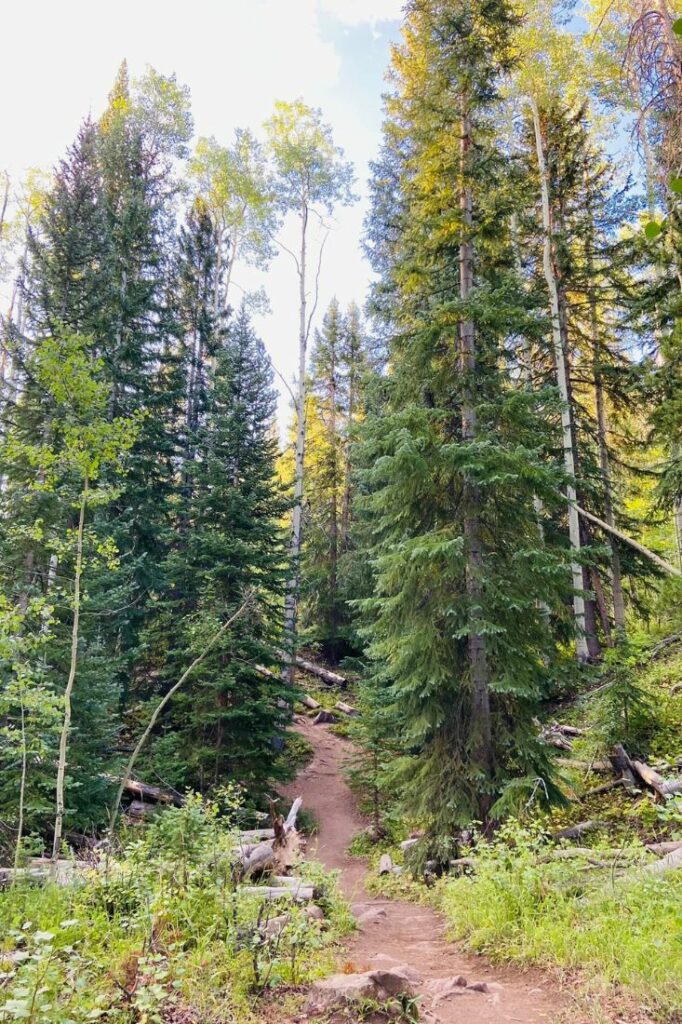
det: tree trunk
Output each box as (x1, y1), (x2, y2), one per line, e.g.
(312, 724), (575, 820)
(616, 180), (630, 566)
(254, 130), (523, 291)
(460, 96), (493, 815)
(585, 191), (626, 635)
(52, 478), (88, 863)
(284, 203), (309, 684)
(575, 504), (682, 577)
(530, 97), (589, 661)
(511, 213), (551, 628)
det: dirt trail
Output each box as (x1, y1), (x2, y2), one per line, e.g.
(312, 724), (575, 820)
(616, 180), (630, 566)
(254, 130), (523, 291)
(281, 716), (573, 1024)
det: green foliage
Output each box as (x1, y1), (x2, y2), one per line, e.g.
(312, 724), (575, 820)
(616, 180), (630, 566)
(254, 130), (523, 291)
(356, 0), (575, 836)
(589, 640), (657, 751)
(439, 820), (682, 1020)
(300, 300), (377, 662)
(0, 797), (351, 1024)
(264, 99), (356, 215)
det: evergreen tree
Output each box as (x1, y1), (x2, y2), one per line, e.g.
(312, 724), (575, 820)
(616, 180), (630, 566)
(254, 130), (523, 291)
(358, 0), (573, 833)
(149, 306), (290, 793)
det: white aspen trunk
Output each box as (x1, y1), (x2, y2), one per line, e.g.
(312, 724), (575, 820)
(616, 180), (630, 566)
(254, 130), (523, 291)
(40, 554), (59, 635)
(224, 233), (239, 311)
(583, 179), (626, 636)
(52, 478), (88, 863)
(511, 212), (551, 607)
(530, 97), (589, 661)
(460, 96), (493, 811)
(284, 203), (309, 683)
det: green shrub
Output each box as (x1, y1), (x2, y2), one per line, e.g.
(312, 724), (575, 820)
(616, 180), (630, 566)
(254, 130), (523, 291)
(438, 821), (682, 1021)
(0, 794), (352, 1024)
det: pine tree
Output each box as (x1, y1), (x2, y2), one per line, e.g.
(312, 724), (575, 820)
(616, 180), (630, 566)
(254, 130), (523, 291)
(358, 0), (573, 833)
(149, 306), (290, 793)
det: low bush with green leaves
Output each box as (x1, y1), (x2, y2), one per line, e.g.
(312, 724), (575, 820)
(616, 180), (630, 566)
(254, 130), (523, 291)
(438, 821), (682, 1022)
(0, 793), (352, 1024)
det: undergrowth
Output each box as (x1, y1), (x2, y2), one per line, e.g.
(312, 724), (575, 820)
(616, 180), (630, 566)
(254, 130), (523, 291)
(0, 794), (352, 1024)
(437, 821), (682, 1023)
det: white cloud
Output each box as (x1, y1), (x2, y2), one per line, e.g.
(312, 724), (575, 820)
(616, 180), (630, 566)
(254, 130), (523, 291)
(0, 0), (395, 432)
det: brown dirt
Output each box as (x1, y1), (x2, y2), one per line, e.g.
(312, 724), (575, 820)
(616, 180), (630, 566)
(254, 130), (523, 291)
(280, 715), (581, 1024)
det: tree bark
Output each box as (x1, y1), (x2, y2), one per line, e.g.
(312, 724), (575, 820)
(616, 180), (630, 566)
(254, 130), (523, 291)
(575, 504), (682, 577)
(328, 323), (339, 651)
(284, 202), (309, 684)
(13, 694), (27, 875)
(52, 478), (88, 863)
(584, 190), (626, 636)
(530, 97), (589, 661)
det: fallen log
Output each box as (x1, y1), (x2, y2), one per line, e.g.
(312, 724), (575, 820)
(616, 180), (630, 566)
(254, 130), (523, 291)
(242, 841), (277, 878)
(255, 663), (280, 681)
(241, 884), (314, 901)
(335, 701), (359, 717)
(650, 632), (682, 661)
(449, 857), (477, 870)
(644, 846), (682, 875)
(313, 710), (337, 725)
(126, 800), (160, 820)
(400, 838), (419, 852)
(293, 656), (346, 688)
(301, 695), (321, 710)
(542, 847), (644, 863)
(552, 723), (584, 737)
(580, 778), (627, 801)
(379, 854), (393, 875)
(104, 775), (184, 807)
(240, 797), (302, 878)
(646, 841), (682, 856)
(0, 859), (92, 887)
(237, 827), (276, 842)
(557, 757), (612, 773)
(542, 731), (573, 751)
(632, 760), (682, 799)
(575, 505), (682, 578)
(0, 867), (48, 886)
(551, 820), (605, 841)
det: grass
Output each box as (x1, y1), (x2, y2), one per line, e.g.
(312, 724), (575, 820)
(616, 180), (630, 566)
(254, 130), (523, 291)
(437, 823), (682, 1023)
(0, 795), (353, 1024)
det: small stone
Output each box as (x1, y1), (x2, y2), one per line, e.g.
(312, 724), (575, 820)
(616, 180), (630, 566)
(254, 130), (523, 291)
(304, 904), (325, 921)
(263, 913), (290, 938)
(357, 907), (388, 926)
(425, 975), (468, 1005)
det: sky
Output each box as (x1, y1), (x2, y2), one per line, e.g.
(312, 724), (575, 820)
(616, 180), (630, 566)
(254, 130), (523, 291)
(0, 0), (404, 430)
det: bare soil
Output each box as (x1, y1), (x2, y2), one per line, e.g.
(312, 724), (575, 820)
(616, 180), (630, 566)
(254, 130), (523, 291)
(280, 716), (580, 1024)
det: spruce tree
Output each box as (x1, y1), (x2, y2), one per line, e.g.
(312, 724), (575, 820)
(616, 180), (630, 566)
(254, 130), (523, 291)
(150, 306), (290, 792)
(358, 0), (573, 833)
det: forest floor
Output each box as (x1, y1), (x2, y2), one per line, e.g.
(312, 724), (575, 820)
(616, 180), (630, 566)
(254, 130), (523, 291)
(279, 716), (579, 1024)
